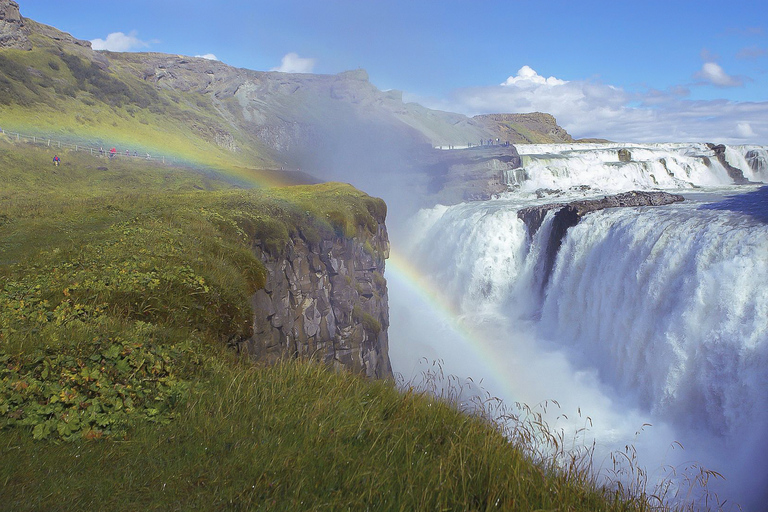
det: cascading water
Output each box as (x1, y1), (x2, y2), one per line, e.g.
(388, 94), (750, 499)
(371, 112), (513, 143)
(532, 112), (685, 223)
(507, 142), (743, 194)
(389, 142), (768, 511)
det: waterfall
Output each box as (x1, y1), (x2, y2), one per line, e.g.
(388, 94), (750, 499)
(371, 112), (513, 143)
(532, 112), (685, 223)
(503, 142), (746, 195)
(540, 204), (768, 437)
(392, 142), (768, 510)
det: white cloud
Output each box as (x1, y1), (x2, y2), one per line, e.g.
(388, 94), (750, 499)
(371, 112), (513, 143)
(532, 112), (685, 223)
(90, 31), (150, 52)
(737, 122), (756, 138)
(409, 65), (768, 145)
(501, 65), (567, 87)
(195, 54), (219, 61)
(694, 62), (743, 87)
(270, 52), (316, 73)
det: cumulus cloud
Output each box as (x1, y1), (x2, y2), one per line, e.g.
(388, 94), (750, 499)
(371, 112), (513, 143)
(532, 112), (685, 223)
(694, 62), (744, 87)
(90, 31), (150, 52)
(270, 52), (316, 73)
(501, 65), (567, 87)
(195, 54), (219, 61)
(408, 64), (768, 145)
(737, 122), (756, 138)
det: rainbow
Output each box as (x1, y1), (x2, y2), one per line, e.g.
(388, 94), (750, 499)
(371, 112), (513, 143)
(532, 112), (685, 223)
(7, 123), (513, 397)
(385, 249), (519, 403)
(3, 123), (308, 189)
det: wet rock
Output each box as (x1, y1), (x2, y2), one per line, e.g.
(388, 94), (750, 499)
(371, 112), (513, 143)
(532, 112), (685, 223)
(618, 148), (632, 162)
(745, 149), (767, 174)
(707, 143), (750, 184)
(518, 191), (685, 287)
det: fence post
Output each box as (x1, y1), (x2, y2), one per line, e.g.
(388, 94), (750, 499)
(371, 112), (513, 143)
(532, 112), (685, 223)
(48, 140), (50, 147)
(75, 145), (78, 151)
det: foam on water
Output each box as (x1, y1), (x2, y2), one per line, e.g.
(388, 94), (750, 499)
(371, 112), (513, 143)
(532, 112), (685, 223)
(506, 142), (745, 196)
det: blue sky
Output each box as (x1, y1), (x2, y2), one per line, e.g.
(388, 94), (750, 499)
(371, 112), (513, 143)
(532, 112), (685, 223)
(19, 0), (768, 144)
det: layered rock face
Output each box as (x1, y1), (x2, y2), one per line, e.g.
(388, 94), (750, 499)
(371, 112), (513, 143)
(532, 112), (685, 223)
(243, 224), (392, 379)
(0, 0), (30, 50)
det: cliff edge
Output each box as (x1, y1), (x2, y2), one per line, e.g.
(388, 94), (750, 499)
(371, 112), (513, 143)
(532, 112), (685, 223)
(245, 217), (392, 379)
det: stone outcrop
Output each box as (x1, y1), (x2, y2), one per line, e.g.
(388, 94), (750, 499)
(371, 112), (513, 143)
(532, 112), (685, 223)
(707, 143), (750, 184)
(240, 223), (392, 379)
(745, 149), (767, 174)
(0, 0), (30, 50)
(518, 191), (684, 285)
(1, 0), (91, 52)
(618, 148), (632, 162)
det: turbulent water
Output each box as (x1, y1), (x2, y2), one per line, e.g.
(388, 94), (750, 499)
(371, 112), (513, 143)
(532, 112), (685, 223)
(389, 142), (768, 511)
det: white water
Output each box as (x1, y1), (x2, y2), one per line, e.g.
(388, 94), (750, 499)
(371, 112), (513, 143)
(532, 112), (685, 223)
(389, 142), (768, 511)
(505, 142), (768, 195)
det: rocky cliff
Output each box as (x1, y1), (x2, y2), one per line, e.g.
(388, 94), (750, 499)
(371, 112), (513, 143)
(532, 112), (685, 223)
(420, 145), (522, 204)
(0, 0), (29, 49)
(241, 219), (392, 379)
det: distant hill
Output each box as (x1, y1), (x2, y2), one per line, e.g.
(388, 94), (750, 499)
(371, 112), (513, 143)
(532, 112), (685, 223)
(473, 113), (574, 144)
(0, 0), (574, 179)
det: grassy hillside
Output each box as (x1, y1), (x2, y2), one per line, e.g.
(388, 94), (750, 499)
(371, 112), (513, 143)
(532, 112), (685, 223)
(0, 137), (701, 511)
(0, 26), (276, 175)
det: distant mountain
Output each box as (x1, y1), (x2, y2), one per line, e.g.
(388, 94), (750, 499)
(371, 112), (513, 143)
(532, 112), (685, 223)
(0, 0), (573, 204)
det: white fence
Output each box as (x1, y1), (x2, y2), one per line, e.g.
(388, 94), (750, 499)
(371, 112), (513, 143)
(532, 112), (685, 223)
(0, 128), (176, 165)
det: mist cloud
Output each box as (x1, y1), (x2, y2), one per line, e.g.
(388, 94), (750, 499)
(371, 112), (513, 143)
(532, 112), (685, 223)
(195, 53), (219, 61)
(90, 31), (150, 52)
(271, 52), (316, 73)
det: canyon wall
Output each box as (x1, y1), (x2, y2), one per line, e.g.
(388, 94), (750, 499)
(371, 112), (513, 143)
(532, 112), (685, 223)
(240, 223), (392, 379)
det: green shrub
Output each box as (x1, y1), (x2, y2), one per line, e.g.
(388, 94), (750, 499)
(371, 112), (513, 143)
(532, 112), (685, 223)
(352, 305), (381, 335)
(0, 320), (194, 441)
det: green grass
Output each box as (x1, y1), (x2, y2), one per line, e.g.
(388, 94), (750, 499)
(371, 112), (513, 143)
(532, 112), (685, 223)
(1, 355), (662, 512)
(0, 131), (715, 511)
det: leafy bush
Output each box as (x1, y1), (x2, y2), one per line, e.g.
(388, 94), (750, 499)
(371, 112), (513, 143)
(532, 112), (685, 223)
(352, 305), (381, 335)
(0, 320), (193, 441)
